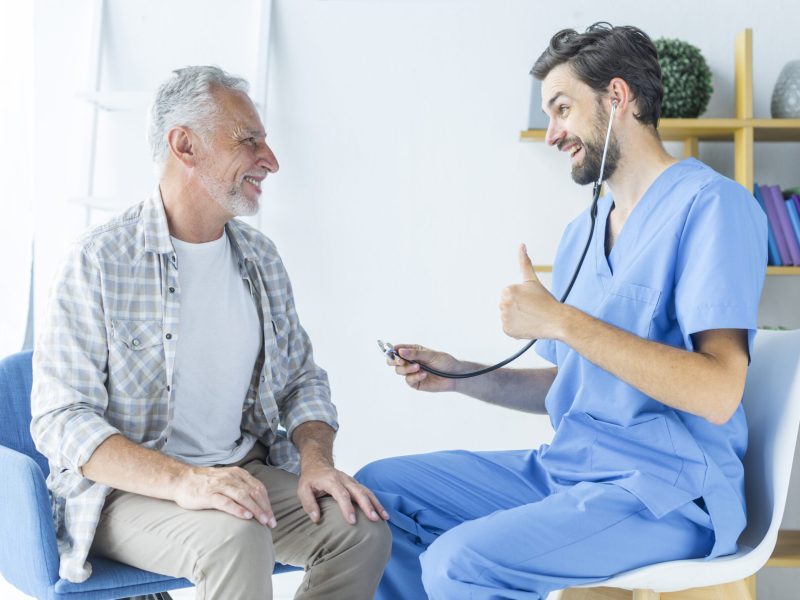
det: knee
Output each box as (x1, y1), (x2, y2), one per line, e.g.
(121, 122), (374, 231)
(196, 516), (274, 577)
(419, 528), (475, 597)
(354, 457), (402, 493)
(345, 513), (393, 568)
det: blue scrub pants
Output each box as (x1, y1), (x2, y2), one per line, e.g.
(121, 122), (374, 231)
(355, 449), (714, 600)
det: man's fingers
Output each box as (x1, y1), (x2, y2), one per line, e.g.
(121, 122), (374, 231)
(211, 492), (259, 521)
(344, 480), (390, 521)
(394, 344), (433, 364)
(222, 483), (276, 528)
(518, 243), (538, 283)
(328, 483), (357, 525)
(297, 483), (323, 523)
(231, 469), (276, 527)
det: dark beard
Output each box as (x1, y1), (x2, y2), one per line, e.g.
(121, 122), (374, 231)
(571, 107), (621, 186)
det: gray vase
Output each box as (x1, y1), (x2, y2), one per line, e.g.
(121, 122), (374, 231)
(771, 60), (800, 118)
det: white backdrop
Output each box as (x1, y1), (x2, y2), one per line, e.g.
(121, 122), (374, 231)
(5, 0), (800, 598)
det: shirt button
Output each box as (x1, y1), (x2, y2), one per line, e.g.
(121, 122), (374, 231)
(131, 338), (140, 347)
(271, 417), (278, 424)
(166, 384), (171, 392)
(165, 333), (172, 340)
(169, 287), (175, 293)
(260, 375), (266, 383)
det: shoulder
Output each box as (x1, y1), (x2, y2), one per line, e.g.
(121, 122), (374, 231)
(71, 202), (147, 265)
(670, 159), (757, 213)
(226, 218), (283, 265)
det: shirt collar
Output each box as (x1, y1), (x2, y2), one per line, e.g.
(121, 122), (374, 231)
(142, 187), (175, 255)
(144, 186), (259, 262)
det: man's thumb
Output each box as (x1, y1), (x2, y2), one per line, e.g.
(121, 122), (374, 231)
(518, 243), (537, 282)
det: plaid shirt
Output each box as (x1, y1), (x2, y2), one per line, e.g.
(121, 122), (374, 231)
(31, 191), (337, 583)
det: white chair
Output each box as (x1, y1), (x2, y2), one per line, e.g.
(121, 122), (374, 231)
(562, 328), (800, 600)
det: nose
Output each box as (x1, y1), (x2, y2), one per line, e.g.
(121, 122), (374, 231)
(544, 117), (564, 147)
(258, 142), (279, 173)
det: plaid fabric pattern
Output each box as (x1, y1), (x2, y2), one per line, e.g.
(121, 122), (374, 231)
(30, 191), (337, 583)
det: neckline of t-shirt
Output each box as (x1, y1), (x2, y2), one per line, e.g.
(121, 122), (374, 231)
(170, 230), (228, 253)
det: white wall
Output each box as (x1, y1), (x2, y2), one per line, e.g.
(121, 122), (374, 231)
(0, 1), (34, 356)
(11, 0), (800, 597)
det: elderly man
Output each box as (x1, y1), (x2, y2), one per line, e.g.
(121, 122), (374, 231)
(31, 66), (390, 599)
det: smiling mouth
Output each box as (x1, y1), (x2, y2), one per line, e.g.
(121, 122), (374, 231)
(244, 176), (262, 190)
(568, 144), (583, 159)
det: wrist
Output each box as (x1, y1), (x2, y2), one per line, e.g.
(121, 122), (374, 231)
(554, 303), (581, 343)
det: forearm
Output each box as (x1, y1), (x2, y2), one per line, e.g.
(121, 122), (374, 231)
(81, 434), (190, 499)
(292, 420), (336, 469)
(453, 364), (556, 414)
(558, 306), (747, 424)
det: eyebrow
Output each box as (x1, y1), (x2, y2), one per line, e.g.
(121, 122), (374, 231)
(546, 92), (568, 110)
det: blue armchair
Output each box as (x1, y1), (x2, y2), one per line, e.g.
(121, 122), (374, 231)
(0, 351), (299, 600)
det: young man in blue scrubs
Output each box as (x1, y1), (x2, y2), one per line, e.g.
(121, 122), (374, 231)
(356, 23), (768, 599)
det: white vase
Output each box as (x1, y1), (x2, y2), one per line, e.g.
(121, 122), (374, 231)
(771, 60), (800, 118)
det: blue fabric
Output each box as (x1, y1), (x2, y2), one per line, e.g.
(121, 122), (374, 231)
(357, 450), (714, 600)
(534, 158), (767, 557)
(0, 351), (299, 599)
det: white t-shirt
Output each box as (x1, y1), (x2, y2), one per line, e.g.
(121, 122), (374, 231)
(163, 231), (261, 466)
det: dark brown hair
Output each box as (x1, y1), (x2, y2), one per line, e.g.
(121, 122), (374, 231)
(531, 22), (663, 128)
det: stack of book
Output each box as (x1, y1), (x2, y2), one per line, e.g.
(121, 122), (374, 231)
(754, 184), (800, 266)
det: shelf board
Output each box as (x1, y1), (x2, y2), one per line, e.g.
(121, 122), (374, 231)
(532, 265), (800, 276)
(766, 530), (800, 568)
(520, 118), (800, 143)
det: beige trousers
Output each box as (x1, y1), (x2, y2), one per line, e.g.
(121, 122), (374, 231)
(90, 444), (391, 600)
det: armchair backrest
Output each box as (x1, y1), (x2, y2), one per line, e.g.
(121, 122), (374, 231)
(739, 329), (800, 556)
(0, 350), (49, 476)
(0, 350), (61, 597)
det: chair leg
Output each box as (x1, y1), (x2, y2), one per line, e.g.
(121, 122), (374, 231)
(660, 577), (755, 600)
(560, 588), (633, 599)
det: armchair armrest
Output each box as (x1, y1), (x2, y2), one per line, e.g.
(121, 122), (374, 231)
(0, 444), (60, 599)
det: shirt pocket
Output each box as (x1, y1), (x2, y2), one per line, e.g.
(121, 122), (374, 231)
(583, 411), (684, 485)
(598, 281), (661, 340)
(107, 319), (167, 400)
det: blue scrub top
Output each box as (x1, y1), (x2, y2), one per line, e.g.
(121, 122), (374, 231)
(534, 158), (768, 557)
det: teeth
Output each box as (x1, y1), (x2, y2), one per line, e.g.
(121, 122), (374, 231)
(570, 145), (582, 158)
(244, 176), (261, 189)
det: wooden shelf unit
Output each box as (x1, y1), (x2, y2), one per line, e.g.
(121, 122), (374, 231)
(522, 29), (800, 276)
(525, 27), (800, 576)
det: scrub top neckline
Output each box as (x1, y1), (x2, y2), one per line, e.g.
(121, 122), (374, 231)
(595, 158), (693, 280)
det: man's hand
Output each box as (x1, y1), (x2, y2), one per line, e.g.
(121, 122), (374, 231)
(173, 465), (277, 528)
(297, 457), (390, 525)
(388, 345), (459, 392)
(500, 244), (567, 341)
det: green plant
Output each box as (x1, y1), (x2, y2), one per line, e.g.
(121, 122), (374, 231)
(655, 38), (713, 118)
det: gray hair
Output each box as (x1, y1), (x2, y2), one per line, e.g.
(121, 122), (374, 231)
(147, 66), (250, 171)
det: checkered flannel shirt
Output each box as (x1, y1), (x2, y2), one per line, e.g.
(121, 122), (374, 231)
(30, 191), (337, 582)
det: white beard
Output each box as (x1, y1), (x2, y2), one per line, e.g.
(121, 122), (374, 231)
(198, 170), (259, 217)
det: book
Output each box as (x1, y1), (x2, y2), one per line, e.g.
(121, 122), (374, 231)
(759, 184), (792, 265)
(768, 185), (800, 265)
(786, 196), (800, 261)
(753, 185), (782, 266)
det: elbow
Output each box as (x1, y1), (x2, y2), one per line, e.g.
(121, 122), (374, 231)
(705, 382), (746, 426)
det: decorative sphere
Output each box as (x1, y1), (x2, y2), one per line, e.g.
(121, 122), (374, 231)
(655, 38), (713, 118)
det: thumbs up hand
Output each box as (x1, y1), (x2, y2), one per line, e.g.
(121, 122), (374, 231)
(499, 244), (565, 340)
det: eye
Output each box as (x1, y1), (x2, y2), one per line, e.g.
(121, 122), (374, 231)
(559, 105), (569, 117)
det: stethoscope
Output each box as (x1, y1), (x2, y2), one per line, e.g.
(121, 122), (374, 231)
(378, 99), (619, 379)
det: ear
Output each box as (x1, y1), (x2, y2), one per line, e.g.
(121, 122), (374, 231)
(166, 126), (199, 168)
(606, 77), (633, 112)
